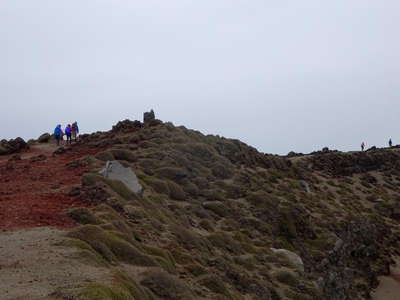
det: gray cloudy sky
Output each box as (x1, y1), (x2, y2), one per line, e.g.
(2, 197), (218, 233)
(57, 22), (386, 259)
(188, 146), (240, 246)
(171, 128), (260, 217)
(1, 1), (399, 154)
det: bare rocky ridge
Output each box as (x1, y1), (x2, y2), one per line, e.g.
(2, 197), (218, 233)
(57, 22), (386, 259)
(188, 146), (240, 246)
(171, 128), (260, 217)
(1, 118), (400, 299)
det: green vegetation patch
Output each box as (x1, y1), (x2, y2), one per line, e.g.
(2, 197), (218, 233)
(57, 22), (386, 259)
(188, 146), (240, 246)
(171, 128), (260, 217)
(207, 232), (243, 255)
(77, 283), (132, 300)
(197, 274), (229, 296)
(67, 225), (157, 266)
(95, 151), (115, 162)
(68, 207), (102, 225)
(246, 191), (280, 210)
(171, 225), (211, 252)
(142, 176), (170, 195)
(60, 238), (108, 267)
(273, 269), (299, 287)
(211, 162), (234, 179)
(154, 167), (187, 181)
(103, 178), (138, 201)
(141, 270), (191, 300)
(166, 181), (186, 201)
(114, 272), (155, 300)
(203, 201), (230, 217)
(142, 245), (177, 273)
(110, 149), (137, 162)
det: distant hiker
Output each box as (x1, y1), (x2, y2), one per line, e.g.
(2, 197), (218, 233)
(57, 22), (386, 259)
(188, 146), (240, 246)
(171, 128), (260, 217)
(361, 142), (365, 151)
(54, 125), (63, 146)
(389, 139), (393, 147)
(65, 124), (72, 145)
(71, 122), (79, 142)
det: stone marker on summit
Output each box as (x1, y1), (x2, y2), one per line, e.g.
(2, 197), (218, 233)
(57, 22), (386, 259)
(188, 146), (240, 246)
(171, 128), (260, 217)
(143, 109), (155, 123)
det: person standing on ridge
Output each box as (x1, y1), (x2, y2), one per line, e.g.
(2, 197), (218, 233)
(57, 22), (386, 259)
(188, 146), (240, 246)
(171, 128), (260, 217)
(71, 122), (79, 142)
(361, 142), (365, 151)
(54, 124), (63, 146)
(65, 124), (72, 145)
(389, 139), (393, 147)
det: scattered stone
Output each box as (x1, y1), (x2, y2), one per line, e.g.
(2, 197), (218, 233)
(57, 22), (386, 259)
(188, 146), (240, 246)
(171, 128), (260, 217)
(66, 159), (88, 169)
(271, 248), (304, 272)
(53, 147), (66, 155)
(53, 147), (72, 155)
(9, 155), (22, 161)
(50, 184), (61, 190)
(67, 186), (81, 197)
(30, 155), (47, 162)
(287, 151), (304, 157)
(299, 180), (311, 193)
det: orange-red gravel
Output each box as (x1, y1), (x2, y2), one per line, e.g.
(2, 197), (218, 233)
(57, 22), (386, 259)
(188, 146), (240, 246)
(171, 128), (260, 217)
(0, 145), (98, 230)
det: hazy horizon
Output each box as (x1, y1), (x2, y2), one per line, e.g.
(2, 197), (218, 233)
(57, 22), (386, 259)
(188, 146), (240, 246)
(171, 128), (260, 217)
(1, 1), (399, 155)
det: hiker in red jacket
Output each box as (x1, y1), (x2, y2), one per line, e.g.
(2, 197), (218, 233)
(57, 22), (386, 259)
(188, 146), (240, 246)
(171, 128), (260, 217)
(71, 122), (79, 142)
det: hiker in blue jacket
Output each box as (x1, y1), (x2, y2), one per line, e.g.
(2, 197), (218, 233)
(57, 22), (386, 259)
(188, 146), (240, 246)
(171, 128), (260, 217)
(54, 125), (63, 146)
(65, 124), (72, 145)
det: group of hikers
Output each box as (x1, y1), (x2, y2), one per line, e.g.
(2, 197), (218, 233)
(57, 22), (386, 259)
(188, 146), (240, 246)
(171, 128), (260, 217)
(361, 139), (394, 151)
(54, 122), (79, 146)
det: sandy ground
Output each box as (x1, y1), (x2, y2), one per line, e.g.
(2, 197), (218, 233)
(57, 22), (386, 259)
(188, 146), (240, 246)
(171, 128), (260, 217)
(0, 227), (110, 300)
(371, 258), (400, 300)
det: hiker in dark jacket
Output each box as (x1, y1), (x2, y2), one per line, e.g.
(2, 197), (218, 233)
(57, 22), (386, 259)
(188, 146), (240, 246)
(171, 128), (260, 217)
(54, 125), (63, 146)
(65, 124), (72, 145)
(389, 139), (393, 147)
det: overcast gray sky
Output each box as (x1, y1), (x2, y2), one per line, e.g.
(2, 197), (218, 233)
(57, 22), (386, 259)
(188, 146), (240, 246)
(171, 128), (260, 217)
(1, 1), (399, 154)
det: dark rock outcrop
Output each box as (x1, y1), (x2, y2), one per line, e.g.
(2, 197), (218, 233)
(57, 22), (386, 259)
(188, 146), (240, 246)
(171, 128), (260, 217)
(0, 137), (29, 155)
(317, 220), (391, 299)
(112, 119), (143, 133)
(38, 133), (51, 143)
(308, 149), (400, 176)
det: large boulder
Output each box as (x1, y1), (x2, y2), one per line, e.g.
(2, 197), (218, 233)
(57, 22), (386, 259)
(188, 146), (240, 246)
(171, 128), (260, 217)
(0, 137), (29, 155)
(99, 160), (143, 195)
(0, 144), (8, 155)
(38, 133), (51, 143)
(271, 248), (304, 272)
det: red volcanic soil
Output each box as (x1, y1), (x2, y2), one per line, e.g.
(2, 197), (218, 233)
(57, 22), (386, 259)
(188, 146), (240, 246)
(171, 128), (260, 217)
(0, 143), (99, 230)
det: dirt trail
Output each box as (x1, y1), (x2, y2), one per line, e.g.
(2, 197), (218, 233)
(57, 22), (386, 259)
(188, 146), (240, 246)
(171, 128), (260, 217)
(0, 143), (95, 229)
(0, 143), (110, 298)
(372, 258), (400, 300)
(0, 227), (110, 300)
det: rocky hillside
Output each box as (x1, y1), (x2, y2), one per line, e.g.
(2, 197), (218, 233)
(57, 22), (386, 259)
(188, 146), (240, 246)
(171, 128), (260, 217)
(2, 117), (400, 300)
